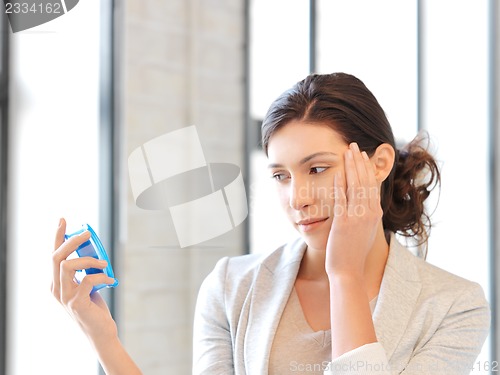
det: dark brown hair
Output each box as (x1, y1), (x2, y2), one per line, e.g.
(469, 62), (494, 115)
(261, 72), (440, 249)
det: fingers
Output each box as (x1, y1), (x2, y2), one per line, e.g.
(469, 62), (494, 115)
(59, 257), (110, 303)
(60, 257), (107, 289)
(59, 257), (106, 295)
(344, 143), (365, 216)
(54, 218), (66, 252)
(52, 218), (65, 298)
(362, 151), (381, 209)
(52, 220), (91, 300)
(53, 229), (91, 264)
(59, 272), (115, 319)
(75, 273), (116, 300)
(344, 143), (379, 215)
(52, 230), (91, 282)
(344, 147), (357, 211)
(350, 143), (369, 188)
(333, 171), (346, 218)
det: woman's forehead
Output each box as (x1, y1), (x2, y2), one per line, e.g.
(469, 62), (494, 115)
(268, 121), (346, 151)
(267, 121), (348, 165)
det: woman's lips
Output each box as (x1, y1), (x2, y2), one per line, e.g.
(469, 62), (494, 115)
(296, 218), (328, 232)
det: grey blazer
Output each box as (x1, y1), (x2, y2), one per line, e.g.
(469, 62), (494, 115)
(193, 234), (490, 374)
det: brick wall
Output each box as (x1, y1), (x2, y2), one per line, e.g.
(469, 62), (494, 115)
(117, 1), (246, 373)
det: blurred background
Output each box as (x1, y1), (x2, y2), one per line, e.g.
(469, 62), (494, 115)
(0, 0), (498, 374)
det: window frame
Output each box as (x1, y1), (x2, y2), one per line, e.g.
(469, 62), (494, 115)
(98, 0), (117, 373)
(0, 9), (9, 375)
(489, 0), (499, 365)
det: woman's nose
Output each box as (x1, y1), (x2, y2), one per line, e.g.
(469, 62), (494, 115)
(289, 178), (314, 210)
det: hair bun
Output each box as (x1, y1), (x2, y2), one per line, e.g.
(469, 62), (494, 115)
(383, 132), (441, 253)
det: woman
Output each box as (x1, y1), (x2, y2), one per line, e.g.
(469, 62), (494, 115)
(192, 73), (490, 374)
(52, 72), (490, 374)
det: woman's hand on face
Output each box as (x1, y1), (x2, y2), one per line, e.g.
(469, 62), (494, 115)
(325, 142), (383, 279)
(51, 218), (118, 341)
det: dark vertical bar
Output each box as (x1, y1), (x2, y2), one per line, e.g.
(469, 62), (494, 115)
(416, 0), (424, 132)
(98, 0), (116, 373)
(0, 7), (8, 375)
(489, 0), (499, 367)
(309, 0), (317, 74)
(99, 0), (115, 313)
(243, 0), (250, 254)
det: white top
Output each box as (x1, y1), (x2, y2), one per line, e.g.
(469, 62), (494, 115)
(269, 287), (378, 374)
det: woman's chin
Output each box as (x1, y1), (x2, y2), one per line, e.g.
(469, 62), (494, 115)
(300, 232), (329, 252)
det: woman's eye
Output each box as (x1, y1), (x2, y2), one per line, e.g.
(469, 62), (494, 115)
(272, 173), (288, 181)
(310, 167), (328, 174)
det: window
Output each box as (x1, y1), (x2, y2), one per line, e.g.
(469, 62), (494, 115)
(249, 0), (310, 254)
(6, 2), (109, 374)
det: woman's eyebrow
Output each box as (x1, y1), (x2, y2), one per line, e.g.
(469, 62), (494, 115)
(268, 152), (338, 168)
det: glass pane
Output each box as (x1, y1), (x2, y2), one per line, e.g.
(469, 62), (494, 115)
(317, 0), (418, 143)
(250, 0), (310, 120)
(249, 0), (310, 253)
(421, 0), (491, 370)
(7, 2), (102, 374)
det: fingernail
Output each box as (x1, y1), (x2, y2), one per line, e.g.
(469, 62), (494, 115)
(98, 260), (108, 267)
(361, 151), (369, 160)
(79, 230), (90, 238)
(350, 143), (360, 152)
(58, 218), (63, 227)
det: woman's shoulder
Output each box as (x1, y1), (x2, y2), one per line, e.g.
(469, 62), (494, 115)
(212, 236), (306, 281)
(388, 234), (487, 300)
(197, 237), (306, 311)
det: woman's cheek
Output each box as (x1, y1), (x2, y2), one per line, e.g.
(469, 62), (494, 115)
(277, 186), (290, 209)
(315, 180), (335, 204)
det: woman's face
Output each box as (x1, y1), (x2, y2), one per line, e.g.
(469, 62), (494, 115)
(267, 120), (349, 252)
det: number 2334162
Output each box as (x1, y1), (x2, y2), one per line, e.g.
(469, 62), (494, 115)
(5, 2), (62, 14)
(471, 361), (499, 372)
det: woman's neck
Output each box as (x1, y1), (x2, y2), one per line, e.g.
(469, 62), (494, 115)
(297, 226), (390, 297)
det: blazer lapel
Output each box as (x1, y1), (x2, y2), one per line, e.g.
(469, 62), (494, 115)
(373, 234), (422, 361)
(244, 239), (307, 374)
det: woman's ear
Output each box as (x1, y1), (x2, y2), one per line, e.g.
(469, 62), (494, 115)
(371, 143), (395, 182)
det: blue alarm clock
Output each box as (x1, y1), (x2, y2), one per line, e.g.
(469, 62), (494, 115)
(65, 224), (119, 293)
